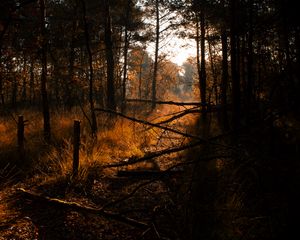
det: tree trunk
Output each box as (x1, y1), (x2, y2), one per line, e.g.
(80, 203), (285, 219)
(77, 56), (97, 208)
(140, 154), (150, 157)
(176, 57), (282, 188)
(230, 0), (241, 130)
(121, 0), (131, 112)
(39, 0), (51, 142)
(196, 15), (201, 100)
(207, 32), (218, 105)
(104, 0), (116, 111)
(152, 0), (159, 110)
(0, 68), (4, 105)
(221, 28), (229, 130)
(138, 54), (143, 100)
(246, 0), (254, 121)
(21, 56), (27, 102)
(66, 21), (76, 108)
(29, 58), (35, 104)
(200, 9), (206, 108)
(81, 0), (97, 135)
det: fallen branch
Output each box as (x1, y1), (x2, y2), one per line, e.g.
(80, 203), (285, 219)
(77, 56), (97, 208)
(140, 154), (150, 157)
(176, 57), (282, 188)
(126, 98), (203, 106)
(94, 107), (204, 141)
(103, 141), (203, 168)
(94, 108), (233, 150)
(152, 109), (201, 126)
(102, 155), (230, 210)
(17, 188), (148, 229)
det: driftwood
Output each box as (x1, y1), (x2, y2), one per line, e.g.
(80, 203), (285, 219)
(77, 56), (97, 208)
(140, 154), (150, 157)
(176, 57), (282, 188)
(17, 188), (148, 229)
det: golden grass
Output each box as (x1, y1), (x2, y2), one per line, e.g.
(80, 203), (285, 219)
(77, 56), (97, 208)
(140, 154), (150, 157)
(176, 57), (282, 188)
(0, 110), (145, 186)
(0, 105), (194, 187)
(0, 121), (15, 146)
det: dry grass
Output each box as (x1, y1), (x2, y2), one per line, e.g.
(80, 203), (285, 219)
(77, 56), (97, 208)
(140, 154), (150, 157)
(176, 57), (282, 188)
(0, 108), (153, 187)
(0, 104), (196, 195)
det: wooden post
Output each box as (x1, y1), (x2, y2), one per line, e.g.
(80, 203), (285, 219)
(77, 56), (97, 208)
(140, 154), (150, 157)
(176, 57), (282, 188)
(17, 115), (24, 154)
(73, 120), (81, 177)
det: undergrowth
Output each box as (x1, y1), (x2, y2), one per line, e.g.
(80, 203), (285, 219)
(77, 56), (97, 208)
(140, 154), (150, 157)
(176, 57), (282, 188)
(0, 107), (151, 187)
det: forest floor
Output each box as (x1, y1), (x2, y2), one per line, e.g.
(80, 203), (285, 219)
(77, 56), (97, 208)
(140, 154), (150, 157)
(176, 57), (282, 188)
(1, 104), (300, 240)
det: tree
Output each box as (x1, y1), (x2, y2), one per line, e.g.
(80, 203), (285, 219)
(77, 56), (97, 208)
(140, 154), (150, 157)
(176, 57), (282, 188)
(151, 0), (160, 109)
(127, 46), (153, 99)
(80, 0), (98, 134)
(39, 0), (51, 142)
(104, 0), (116, 111)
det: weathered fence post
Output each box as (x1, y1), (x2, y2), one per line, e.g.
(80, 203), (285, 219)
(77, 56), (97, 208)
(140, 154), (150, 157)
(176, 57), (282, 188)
(17, 115), (25, 156)
(73, 120), (81, 177)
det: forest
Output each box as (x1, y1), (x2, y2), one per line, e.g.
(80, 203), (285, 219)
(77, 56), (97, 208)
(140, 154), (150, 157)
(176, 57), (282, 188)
(0, 0), (299, 239)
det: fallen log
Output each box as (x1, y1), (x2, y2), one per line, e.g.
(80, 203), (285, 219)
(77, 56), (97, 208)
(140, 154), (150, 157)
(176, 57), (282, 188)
(17, 188), (149, 229)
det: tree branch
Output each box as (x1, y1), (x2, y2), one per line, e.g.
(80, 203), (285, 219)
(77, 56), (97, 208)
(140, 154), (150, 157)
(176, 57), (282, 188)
(103, 141), (203, 168)
(126, 98), (204, 106)
(94, 107), (203, 140)
(17, 188), (149, 229)
(94, 108), (233, 151)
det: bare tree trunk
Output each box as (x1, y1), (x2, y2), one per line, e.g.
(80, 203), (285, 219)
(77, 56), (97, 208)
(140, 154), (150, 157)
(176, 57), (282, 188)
(29, 57), (35, 104)
(121, 0), (131, 112)
(152, 0), (159, 110)
(196, 15), (201, 100)
(0, 68), (4, 105)
(221, 28), (229, 130)
(11, 76), (17, 107)
(0, 47), (3, 105)
(104, 0), (116, 111)
(21, 56), (27, 102)
(138, 54), (143, 100)
(230, 0), (241, 130)
(66, 20), (76, 108)
(39, 0), (51, 142)
(207, 32), (218, 105)
(81, 0), (97, 135)
(246, 0), (254, 122)
(200, 9), (206, 108)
